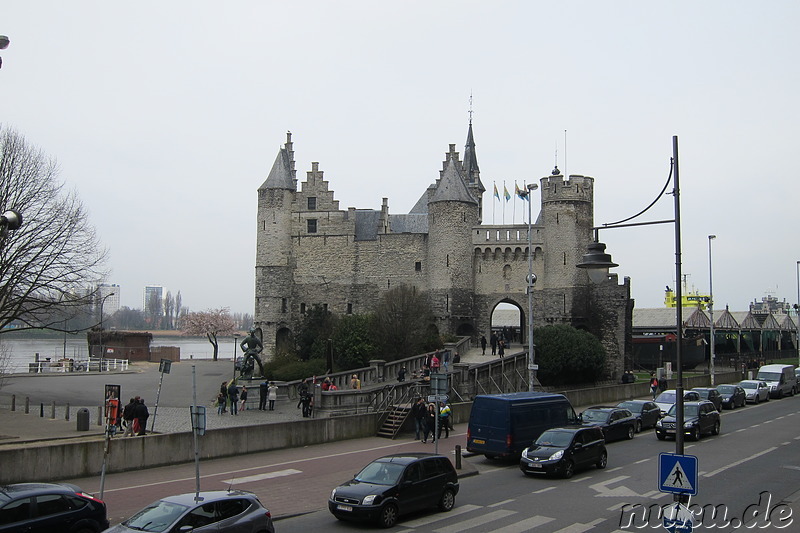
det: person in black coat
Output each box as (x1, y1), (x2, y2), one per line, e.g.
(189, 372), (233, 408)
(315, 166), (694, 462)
(134, 398), (149, 436)
(259, 380), (268, 410)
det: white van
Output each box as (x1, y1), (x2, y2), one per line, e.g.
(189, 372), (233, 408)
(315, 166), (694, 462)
(756, 364), (797, 398)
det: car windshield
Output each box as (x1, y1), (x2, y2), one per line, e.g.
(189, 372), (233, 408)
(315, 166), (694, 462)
(354, 461), (405, 485)
(618, 402), (642, 414)
(655, 392), (676, 403)
(757, 372), (781, 381)
(667, 404), (699, 417)
(535, 430), (573, 448)
(740, 382), (756, 389)
(695, 390), (710, 399)
(717, 385), (734, 393)
(124, 500), (189, 532)
(582, 410), (610, 423)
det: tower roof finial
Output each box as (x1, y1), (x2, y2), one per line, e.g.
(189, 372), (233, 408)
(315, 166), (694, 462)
(468, 92), (473, 125)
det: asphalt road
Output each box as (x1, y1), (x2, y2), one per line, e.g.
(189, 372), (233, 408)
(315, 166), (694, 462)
(61, 392), (800, 531)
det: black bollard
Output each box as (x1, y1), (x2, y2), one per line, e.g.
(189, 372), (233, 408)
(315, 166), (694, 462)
(40, 403), (44, 417)
(455, 445), (462, 469)
(11, 394), (15, 411)
(65, 403), (70, 421)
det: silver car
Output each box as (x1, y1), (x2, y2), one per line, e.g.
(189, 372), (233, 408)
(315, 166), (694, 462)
(738, 380), (770, 404)
(103, 490), (274, 533)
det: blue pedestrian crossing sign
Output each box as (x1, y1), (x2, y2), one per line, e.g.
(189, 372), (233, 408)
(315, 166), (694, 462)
(659, 453), (698, 496)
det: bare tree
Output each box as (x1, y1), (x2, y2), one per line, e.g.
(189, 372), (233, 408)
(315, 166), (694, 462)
(0, 126), (107, 333)
(180, 307), (236, 360)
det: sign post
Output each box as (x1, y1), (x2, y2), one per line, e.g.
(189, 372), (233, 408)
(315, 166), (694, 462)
(659, 453), (698, 532)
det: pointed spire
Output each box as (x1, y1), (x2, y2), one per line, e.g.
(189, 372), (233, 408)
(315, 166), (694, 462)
(259, 132), (296, 190)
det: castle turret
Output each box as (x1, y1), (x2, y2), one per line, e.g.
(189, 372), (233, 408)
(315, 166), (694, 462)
(427, 144), (480, 332)
(461, 122), (485, 222)
(540, 168), (594, 291)
(255, 132), (297, 356)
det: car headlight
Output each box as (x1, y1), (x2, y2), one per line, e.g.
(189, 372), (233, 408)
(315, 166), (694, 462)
(521, 448), (530, 459)
(684, 421), (697, 428)
(549, 450), (564, 461)
(656, 420), (663, 428)
(331, 488), (337, 499)
(362, 495), (378, 505)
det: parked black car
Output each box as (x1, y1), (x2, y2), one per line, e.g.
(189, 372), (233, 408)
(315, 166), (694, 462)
(329, 453), (459, 528)
(520, 426), (607, 478)
(716, 384), (747, 410)
(692, 387), (723, 411)
(0, 482), (108, 533)
(655, 400), (721, 441)
(579, 406), (637, 441)
(616, 400), (661, 432)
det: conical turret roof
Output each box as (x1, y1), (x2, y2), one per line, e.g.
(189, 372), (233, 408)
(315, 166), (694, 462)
(259, 147), (295, 190)
(430, 154), (478, 205)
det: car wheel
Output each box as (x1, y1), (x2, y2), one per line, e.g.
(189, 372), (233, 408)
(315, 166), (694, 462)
(729, 401), (735, 410)
(562, 460), (575, 479)
(626, 426), (635, 440)
(635, 420), (642, 433)
(656, 432), (666, 440)
(711, 421), (720, 436)
(754, 396), (759, 404)
(378, 503), (399, 528)
(439, 488), (456, 511)
(778, 390), (783, 399)
(596, 451), (608, 469)
(690, 427), (700, 441)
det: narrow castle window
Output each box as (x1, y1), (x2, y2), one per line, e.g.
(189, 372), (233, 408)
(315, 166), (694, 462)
(307, 197), (317, 210)
(415, 261), (422, 272)
(281, 298), (288, 313)
(307, 219), (317, 233)
(300, 303), (306, 314)
(323, 303), (328, 312)
(347, 303), (353, 314)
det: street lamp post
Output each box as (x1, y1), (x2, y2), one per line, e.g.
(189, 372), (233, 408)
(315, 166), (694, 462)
(795, 261), (799, 368)
(708, 235), (716, 385)
(519, 182), (539, 391)
(577, 136), (687, 499)
(98, 292), (115, 372)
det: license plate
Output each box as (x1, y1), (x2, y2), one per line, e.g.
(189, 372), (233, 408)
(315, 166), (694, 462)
(529, 462), (542, 468)
(337, 504), (353, 512)
(473, 439), (485, 444)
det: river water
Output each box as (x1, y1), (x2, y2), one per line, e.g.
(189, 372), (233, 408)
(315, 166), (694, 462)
(0, 335), (241, 373)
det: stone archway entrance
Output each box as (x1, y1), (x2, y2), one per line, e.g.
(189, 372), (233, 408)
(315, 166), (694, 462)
(490, 301), (526, 346)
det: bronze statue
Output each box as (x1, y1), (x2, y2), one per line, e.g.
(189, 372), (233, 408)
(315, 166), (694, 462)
(239, 328), (265, 378)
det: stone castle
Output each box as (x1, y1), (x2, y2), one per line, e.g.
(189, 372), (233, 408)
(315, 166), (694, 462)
(254, 123), (633, 378)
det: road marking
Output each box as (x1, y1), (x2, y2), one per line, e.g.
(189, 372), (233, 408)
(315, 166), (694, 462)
(634, 458), (650, 464)
(552, 517), (605, 532)
(493, 515), (555, 532)
(489, 499), (515, 507)
(533, 486), (557, 494)
(589, 476), (639, 498)
(434, 509), (516, 533)
(704, 447), (777, 477)
(400, 504), (482, 527)
(222, 469), (301, 484)
(607, 466), (623, 473)
(783, 466), (800, 471)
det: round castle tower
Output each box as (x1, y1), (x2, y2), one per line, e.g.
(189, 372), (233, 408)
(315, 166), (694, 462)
(255, 132), (297, 356)
(427, 144), (480, 333)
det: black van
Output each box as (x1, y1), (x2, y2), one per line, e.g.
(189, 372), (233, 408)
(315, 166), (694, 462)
(467, 392), (579, 459)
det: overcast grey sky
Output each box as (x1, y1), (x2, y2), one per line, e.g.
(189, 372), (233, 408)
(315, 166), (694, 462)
(2, 2), (798, 315)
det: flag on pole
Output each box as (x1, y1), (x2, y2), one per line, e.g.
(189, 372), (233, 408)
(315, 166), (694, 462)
(493, 182), (499, 200)
(503, 184), (511, 201)
(515, 182), (524, 199)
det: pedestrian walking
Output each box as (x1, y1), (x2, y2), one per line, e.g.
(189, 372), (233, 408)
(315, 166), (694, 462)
(438, 402), (451, 439)
(267, 381), (278, 410)
(430, 353), (440, 373)
(498, 339), (505, 358)
(122, 397), (136, 437)
(350, 374), (361, 389)
(490, 333), (498, 355)
(649, 374), (659, 400)
(239, 386), (248, 411)
(442, 351), (450, 373)
(480, 335), (487, 355)
(259, 380), (268, 410)
(424, 403), (437, 443)
(411, 397), (426, 441)
(219, 381), (228, 413)
(134, 397), (149, 436)
(216, 392), (226, 415)
(228, 381), (239, 416)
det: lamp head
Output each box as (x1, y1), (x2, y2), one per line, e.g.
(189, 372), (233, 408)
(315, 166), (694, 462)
(0, 36), (9, 50)
(0, 209), (22, 230)
(577, 241), (619, 284)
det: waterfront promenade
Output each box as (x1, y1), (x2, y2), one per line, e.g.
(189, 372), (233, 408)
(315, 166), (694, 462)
(0, 345), (497, 444)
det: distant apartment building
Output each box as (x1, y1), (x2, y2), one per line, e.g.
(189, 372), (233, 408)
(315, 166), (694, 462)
(96, 283), (120, 317)
(143, 285), (165, 314)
